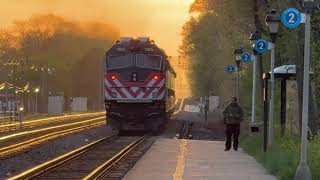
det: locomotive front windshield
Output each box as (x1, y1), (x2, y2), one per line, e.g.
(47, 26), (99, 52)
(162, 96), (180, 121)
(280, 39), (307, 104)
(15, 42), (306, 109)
(136, 54), (162, 69)
(107, 54), (162, 70)
(107, 54), (134, 69)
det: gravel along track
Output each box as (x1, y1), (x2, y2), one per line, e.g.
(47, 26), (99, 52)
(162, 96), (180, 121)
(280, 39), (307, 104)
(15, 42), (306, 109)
(0, 117), (106, 158)
(0, 125), (113, 179)
(9, 135), (156, 180)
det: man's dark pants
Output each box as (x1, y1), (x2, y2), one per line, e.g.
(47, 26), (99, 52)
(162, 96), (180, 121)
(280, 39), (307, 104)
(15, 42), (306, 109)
(225, 124), (240, 150)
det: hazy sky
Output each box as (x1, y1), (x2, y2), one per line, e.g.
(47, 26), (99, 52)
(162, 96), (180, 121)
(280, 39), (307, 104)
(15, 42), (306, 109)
(0, 0), (194, 56)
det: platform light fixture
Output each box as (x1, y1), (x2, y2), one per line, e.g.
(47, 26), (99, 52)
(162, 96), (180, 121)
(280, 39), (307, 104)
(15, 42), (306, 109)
(233, 47), (244, 103)
(266, 9), (280, 42)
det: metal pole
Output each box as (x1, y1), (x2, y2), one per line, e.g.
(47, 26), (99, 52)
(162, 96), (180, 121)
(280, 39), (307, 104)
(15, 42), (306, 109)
(251, 55), (257, 123)
(295, 11), (312, 180)
(35, 93), (38, 114)
(5, 83), (8, 119)
(13, 65), (17, 122)
(263, 75), (269, 152)
(269, 42), (275, 146)
(28, 92), (31, 113)
(237, 65), (240, 103)
(280, 80), (287, 136)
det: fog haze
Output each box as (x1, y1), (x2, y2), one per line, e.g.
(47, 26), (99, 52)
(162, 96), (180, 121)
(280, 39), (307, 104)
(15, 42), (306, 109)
(0, 0), (192, 55)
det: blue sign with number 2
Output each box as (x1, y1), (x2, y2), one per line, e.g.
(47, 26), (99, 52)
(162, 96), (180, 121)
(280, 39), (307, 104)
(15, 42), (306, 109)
(281, 8), (302, 29)
(241, 52), (251, 63)
(255, 39), (268, 54)
(226, 65), (235, 73)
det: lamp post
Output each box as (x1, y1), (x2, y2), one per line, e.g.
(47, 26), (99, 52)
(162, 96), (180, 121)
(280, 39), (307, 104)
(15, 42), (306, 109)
(295, 1), (315, 179)
(266, 9), (280, 147)
(249, 31), (262, 126)
(34, 88), (40, 114)
(27, 90), (31, 113)
(19, 106), (24, 128)
(233, 48), (243, 103)
(250, 30), (269, 152)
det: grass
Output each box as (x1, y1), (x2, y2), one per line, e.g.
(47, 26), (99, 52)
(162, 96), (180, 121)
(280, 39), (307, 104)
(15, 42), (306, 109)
(240, 132), (320, 180)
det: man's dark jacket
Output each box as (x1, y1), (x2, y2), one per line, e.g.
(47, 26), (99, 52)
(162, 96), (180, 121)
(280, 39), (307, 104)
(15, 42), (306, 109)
(223, 102), (243, 124)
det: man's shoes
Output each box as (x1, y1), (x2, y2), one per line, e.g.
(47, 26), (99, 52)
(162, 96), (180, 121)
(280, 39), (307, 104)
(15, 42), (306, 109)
(233, 148), (238, 151)
(224, 148), (230, 151)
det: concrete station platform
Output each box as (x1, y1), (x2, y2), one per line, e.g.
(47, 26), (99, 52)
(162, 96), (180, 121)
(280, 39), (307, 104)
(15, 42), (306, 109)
(124, 138), (277, 180)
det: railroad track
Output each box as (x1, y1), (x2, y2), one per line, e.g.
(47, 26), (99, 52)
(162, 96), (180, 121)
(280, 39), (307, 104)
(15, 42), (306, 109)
(178, 120), (193, 139)
(9, 135), (155, 180)
(0, 112), (105, 133)
(0, 117), (106, 158)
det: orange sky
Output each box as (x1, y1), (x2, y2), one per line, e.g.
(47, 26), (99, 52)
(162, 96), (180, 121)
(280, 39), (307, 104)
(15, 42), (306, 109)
(0, 0), (193, 56)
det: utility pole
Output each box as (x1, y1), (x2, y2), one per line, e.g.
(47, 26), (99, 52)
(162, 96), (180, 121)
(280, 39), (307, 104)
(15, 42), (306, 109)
(237, 65), (240, 103)
(263, 73), (269, 152)
(295, 1), (314, 179)
(251, 52), (257, 124)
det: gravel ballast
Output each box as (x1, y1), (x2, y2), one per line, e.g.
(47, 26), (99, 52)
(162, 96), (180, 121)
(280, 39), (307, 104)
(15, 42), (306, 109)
(0, 125), (113, 179)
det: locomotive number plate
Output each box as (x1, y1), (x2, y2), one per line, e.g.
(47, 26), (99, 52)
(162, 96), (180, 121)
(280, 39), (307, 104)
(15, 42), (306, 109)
(144, 47), (154, 52)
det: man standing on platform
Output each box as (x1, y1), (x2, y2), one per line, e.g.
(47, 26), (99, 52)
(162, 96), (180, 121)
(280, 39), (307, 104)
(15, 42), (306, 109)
(223, 97), (243, 151)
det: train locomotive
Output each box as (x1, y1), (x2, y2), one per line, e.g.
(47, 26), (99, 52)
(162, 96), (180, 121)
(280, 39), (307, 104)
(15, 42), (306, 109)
(104, 37), (176, 133)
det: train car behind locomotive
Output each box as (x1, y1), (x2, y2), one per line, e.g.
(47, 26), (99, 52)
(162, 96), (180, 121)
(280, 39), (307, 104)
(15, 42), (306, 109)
(104, 37), (176, 133)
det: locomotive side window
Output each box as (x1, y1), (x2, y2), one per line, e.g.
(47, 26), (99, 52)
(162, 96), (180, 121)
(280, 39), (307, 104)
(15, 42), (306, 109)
(107, 55), (134, 69)
(136, 54), (162, 69)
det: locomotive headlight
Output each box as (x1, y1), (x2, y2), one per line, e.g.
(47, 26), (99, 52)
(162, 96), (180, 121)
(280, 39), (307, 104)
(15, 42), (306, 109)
(132, 72), (137, 82)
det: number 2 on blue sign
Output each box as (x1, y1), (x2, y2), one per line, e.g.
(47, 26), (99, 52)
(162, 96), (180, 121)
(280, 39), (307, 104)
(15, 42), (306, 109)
(281, 8), (301, 29)
(258, 42), (265, 50)
(226, 65), (235, 73)
(288, 13), (295, 23)
(254, 39), (268, 53)
(241, 53), (251, 63)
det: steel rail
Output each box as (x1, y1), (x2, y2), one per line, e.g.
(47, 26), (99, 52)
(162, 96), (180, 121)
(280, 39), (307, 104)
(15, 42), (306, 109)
(178, 121), (193, 139)
(0, 116), (105, 143)
(84, 135), (149, 180)
(0, 119), (105, 157)
(17, 112), (105, 129)
(0, 112), (105, 132)
(8, 135), (116, 180)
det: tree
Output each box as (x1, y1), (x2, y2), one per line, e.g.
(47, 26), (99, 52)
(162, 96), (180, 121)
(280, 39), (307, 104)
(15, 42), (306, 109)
(0, 14), (119, 112)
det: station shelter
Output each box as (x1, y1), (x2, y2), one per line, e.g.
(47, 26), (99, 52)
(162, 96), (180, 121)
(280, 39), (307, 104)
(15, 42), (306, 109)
(263, 65), (317, 136)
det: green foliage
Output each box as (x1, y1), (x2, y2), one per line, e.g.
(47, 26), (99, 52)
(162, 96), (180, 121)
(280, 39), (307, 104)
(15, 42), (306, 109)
(183, 0), (320, 178)
(241, 133), (320, 180)
(180, 0), (254, 103)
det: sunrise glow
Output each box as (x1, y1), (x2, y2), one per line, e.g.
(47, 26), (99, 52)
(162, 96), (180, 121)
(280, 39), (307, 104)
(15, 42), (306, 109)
(0, 0), (194, 56)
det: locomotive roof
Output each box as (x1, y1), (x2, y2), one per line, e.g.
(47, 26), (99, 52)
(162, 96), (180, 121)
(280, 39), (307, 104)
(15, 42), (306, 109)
(106, 37), (166, 56)
(106, 37), (176, 77)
